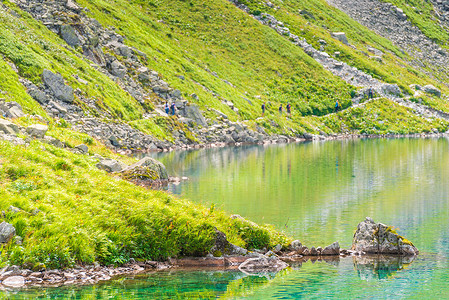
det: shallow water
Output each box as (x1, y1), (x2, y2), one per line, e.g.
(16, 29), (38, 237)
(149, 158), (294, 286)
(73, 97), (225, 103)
(9, 138), (449, 299)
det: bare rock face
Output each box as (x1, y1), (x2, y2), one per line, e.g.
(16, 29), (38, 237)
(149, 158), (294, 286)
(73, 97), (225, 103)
(352, 217), (419, 256)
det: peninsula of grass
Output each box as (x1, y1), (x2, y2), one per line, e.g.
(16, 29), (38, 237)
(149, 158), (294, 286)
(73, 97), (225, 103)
(0, 140), (290, 270)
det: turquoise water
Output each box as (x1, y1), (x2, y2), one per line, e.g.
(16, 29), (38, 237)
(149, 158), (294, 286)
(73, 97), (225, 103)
(10, 138), (449, 298)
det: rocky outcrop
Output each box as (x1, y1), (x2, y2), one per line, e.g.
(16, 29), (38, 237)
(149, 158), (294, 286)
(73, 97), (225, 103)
(352, 217), (419, 255)
(327, 0), (449, 81)
(0, 119), (19, 135)
(227, 0), (403, 99)
(42, 70), (74, 103)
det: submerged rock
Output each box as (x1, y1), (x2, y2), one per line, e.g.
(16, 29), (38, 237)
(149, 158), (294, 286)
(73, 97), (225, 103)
(239, 255), (288, 274)
(352, 217), (418, 255)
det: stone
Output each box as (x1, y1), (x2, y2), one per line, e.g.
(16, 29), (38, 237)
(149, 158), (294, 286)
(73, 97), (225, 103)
(28, 88), (49, 104)
(179, 104), (207, 127)
(331, 32), (349, 45)
(238, 255), (288, 274)
(352, 217), (419, 255)
(321, 242), (340, 256)
(60, 25), (81, 47)
(288, 240), (302, 252)
(42, 70), (74, 103)
(26, 124), (48, 139)
(379, 84), (401, 97)
(96, 159), (123, 173)
(122, 157), (169, 181)
(209, 229), (248, 256)
(309, 246), (318, 256)
(2, 276), (24, 287)
(273, 244), (282, 253)
(0, 222), (15, 244)
(423, 85), (441, 97)
(0, 119), (19, 135)
(109, 60), (127, 78)
(75, 144), (89, 154)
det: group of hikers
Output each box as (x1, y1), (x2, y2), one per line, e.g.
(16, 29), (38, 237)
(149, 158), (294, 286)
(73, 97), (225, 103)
(164, 102), (176, 115)
(262, 87), (375, 116)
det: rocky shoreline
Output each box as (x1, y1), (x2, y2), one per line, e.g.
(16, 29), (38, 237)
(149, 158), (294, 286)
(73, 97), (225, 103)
(0, 217), (418, 289)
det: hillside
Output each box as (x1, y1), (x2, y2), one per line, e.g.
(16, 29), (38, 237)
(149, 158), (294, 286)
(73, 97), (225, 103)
(0, 0), (448, 270)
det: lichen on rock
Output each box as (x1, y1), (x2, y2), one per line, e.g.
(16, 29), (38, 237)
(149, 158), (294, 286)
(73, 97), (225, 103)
(352, 217), (419, 256)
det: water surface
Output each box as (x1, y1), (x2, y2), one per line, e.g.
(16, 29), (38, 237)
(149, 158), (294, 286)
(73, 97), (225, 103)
(8, 138), (449, 299)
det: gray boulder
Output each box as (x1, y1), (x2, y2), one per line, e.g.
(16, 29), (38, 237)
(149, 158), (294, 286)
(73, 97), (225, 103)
(96, 159), (123, 173)
(60, 24), (81, 47)
(379, 84), (401, 97)
(179, 104), (207, 127)
(352, 217), (419, 255)
(0, 222), (15, 244)
(122, 157), (169, 181)
(75, 144), (89, 154)
(26, 124), (48, 139)
(288, 240), (302, 252)
(331, 32), (349, 45)
(109, 60), (127, 78)
(42, 70), (74, 103)
(0, 119), (19, 135)
(239, 255), (288, 274)
(321, 242), (340, 256)
(28, 88), (49, 104)
(209, 229), (248, 257)
(423, 85), (441, 97)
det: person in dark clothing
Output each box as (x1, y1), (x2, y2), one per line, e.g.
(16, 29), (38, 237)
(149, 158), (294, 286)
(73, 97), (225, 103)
(286, 103), (291, 117)
(368, 87), (374, 99)
(335, 100), (340, 113)
(279, 104), (283, 115)
(164, 102), (170, 115)
(262, 102), (266, 117)
(170, 102), (176, 115)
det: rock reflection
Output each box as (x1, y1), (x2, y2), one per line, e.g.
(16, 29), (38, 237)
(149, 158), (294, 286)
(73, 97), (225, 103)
(353, 255), (415, 281)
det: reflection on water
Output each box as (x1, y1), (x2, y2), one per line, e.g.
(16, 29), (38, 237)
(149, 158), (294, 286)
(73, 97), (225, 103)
(9, 138), (449, 298)
(353, 255), (415, 281)
(5, 256), (418, 299)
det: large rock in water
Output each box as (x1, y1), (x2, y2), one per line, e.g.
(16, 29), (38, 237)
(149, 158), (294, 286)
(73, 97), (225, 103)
(121, 157), (169, 181)
(42, 69), (74, 103)
(352, 217), (418, 255)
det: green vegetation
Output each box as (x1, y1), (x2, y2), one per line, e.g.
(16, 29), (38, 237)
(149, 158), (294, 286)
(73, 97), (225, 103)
(314, 98), (449, 135)
(0, 140), (289, 269)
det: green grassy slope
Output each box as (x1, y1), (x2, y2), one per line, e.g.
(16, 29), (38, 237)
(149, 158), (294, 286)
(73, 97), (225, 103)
(0, 140), (289, 269)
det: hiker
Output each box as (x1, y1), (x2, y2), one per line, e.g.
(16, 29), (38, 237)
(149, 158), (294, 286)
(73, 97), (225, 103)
(335, 100), (340, 113)
(262, 102), (266, 116)
(164, 102), (170, 115)
(286, 103), (291, 117)
(279, 104), (283, 115)
(368, 87), (374, 99)
(170, 102), (176, 116)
